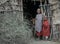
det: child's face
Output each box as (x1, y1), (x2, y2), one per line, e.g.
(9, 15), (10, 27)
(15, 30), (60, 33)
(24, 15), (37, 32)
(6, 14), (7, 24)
(44, 17), (47, 20)
(37, 9), (40, 14)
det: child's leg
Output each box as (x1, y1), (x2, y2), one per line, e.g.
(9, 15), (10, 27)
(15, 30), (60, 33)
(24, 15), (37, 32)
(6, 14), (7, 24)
(40, 35), (43, 40)
(35, 31), (40, 40)
(42, 36), (45, 40)
(45, 36), (48, 40)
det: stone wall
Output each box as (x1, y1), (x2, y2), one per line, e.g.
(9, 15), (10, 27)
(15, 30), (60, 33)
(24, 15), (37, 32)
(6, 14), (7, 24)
(0, 0), (32, 44)
(49, 0), (60, 40)
(49, 0), (60, 24)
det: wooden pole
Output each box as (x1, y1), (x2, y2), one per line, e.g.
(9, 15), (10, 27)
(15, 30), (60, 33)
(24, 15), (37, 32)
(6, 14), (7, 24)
(40, 0), (43, 14)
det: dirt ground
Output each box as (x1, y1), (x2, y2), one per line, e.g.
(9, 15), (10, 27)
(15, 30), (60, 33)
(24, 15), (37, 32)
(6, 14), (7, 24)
(29, 38), (60, 44)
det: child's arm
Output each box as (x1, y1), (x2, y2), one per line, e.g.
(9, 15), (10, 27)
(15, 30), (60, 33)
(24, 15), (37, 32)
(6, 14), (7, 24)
(44, 21), (49, 27)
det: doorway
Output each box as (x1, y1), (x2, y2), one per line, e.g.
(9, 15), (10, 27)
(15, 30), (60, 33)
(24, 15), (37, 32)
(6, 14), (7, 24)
(23, 0), (52, 40)
(23, 0), (48, 20)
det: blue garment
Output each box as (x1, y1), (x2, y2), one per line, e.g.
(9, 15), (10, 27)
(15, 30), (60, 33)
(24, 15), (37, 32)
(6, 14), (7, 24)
(35, 14), (42, 32)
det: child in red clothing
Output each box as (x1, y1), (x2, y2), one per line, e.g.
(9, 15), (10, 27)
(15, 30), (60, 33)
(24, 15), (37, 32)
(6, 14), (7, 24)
(42, 16), (50, 40)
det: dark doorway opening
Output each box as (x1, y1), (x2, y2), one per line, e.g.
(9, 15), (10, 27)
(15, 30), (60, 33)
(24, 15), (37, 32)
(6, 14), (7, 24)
(23, 0), (51, 40)
(23, 0), (48, 21)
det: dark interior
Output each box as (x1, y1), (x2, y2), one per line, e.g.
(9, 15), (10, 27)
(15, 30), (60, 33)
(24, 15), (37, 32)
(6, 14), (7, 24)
(23, 0), (49, 21)
(23, 0), (53, 40)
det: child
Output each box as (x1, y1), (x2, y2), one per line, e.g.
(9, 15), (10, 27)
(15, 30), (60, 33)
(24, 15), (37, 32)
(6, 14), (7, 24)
(35, 8), (43, 40)
(42, 16), (50, 40)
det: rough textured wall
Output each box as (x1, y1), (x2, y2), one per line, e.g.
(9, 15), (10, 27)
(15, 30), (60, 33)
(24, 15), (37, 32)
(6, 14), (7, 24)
(0, 0), (8, 5)
(49, 0), (60, 24)
(49, 0), (60, 40)
(0, 0), (32, 44)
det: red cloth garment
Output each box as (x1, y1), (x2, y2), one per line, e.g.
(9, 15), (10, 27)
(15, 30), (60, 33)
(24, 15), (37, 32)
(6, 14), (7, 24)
(36, 31), (42, 37)
(42, 19), (50, 37)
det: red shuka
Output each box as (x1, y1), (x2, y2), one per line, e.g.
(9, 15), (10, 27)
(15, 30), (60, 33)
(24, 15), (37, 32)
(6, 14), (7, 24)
(36, 31), (42, 37)
(42, 19), (50, 37)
